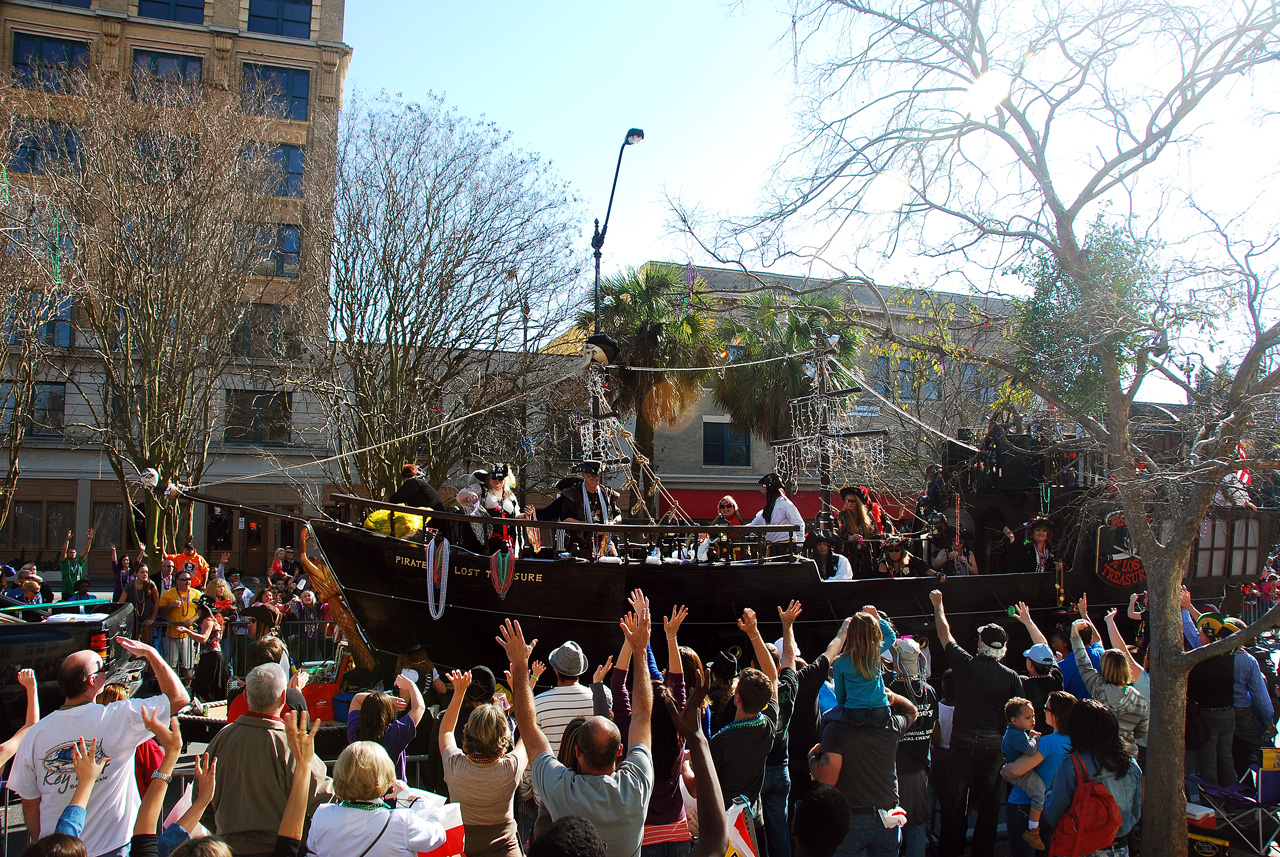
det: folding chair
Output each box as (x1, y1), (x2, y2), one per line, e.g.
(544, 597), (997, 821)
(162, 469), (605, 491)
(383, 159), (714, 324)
(1188, 772), (1280, 855)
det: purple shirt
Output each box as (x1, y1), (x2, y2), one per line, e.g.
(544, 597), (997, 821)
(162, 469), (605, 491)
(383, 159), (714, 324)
(612, 668), (687, 826)
(347, 710), (417, 780)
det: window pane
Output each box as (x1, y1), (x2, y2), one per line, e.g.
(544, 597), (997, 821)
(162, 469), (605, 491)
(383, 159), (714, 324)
(243, 64), (308, 121)
(703, 423), (726, 466)
(91, 502), (124, 548)
(12, 501), (42, 549)
(13, 34), (88, 93)
(45, 501), (75, 551)
(31, 383), (65, 435)
(139, 0), (205, 23)
(225, 390), (292, 444)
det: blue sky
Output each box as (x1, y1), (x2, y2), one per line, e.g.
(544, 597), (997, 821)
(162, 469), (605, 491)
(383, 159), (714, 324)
(342, 1), (802, 278)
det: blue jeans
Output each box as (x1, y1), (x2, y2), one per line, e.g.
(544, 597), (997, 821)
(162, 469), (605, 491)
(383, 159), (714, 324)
(762, 764), (791, 857)
(834, 811), (900, 857)
(1006, 801), (1040, 857)
(641, 842), (693, 857)
(902, 823), (928, 857)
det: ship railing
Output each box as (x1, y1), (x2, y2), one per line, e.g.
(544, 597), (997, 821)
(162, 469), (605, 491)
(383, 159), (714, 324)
(329, 493), (808, 565)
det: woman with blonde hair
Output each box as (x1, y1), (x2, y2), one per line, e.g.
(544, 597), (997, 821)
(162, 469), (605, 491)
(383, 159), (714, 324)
(1070, 617), (1148, 745)
(307, 741), (447, 857)
(439, 669), (525, 857)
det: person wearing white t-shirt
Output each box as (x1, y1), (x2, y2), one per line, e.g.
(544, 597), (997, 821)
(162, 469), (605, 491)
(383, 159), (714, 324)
(10, 638), (189, 857)
(750, 473), (805, 554)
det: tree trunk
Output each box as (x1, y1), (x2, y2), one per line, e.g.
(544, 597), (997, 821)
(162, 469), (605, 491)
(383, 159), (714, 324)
(1143, 555), (1190, 857)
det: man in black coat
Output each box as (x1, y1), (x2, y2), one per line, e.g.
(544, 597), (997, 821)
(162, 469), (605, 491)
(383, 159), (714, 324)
(389, 463), (443, 510)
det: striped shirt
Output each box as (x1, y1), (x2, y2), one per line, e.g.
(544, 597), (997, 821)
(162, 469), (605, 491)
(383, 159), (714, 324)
(535, 684), (606, 754)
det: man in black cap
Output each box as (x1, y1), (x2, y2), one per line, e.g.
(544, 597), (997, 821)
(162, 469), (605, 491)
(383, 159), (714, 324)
(559, 461), (621, 556)
(930, 590), (1023, 857)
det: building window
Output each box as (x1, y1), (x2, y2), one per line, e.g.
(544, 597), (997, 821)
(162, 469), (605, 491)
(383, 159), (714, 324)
(247, 0), (312, 39)
(133, 49), (203, 86)
(225, 390), (291, 444)
(268, 144), (304, 197)
(138, 0), (204, 24)
(6, 499), (76, 551)
(703, 421), (751, 467)
(31, 383), (66, 435)
(91, 502), (125, 547)
(232, 303), (298, 358)
(253, 225), (301, 277)
(41, 297), (73, 348)
(11, 122), (80, 175)
(243, 64), (309, 121)
(45, 501), (75, 550)
(961, 363), (997, 405)
(13, 33), (89, 92)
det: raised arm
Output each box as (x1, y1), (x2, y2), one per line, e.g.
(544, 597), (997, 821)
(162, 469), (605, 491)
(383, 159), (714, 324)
(395, 673), (427, 726)
(1015, 601), (1049, 648)
(668, 669), (727, 857)
(135, 710), (183, 837)
(1071, 621), (1105, 696)
(62, 528), (72, 561)
(1104, 608), (1143, 680)
(118, 637), (190, 712)
(438, 670), (471, 756)
(174, 753), (217, 835)
(0, 669), (40, 768)
(620, 589), (653, 749)
(779, 601), (801, 670)
(664, 605), (688, 675)
(496, 619), (550, 760)
(739, 608), (778, 693)
(824, 616), (851, 663)
(930, 590), (955, 648)
(280, 710), (320, 844)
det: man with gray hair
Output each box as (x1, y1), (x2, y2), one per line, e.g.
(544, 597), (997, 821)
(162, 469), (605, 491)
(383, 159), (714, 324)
(930, 590), (1022, 857)
(203, 663), (332, 856)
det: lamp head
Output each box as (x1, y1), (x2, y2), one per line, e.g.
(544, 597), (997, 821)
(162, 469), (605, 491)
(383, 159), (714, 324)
(625, 128), (645, 145)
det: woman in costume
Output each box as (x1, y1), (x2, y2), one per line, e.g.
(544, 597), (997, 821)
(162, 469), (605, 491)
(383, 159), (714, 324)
(1002, 517), (1067, 575)
(932, 528), (979, 576)
(456, 463), (535, 555)
(750, 472), (805, 558)
(839, 485), (883, 577)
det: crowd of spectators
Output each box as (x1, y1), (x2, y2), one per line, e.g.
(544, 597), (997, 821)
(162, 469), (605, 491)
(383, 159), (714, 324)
(3, 572), (1194, 857)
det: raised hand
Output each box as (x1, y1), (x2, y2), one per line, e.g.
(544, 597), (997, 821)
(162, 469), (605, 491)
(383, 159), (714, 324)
(779, 600), (802, 628)
(664, 605), (688, 639)
(1104, 607), (1119, 623)
(72, 737), (108, 784)
(284, 709), (319, 768)
(496, 619), (536, 666)
(592, 655), (614, 683)
(142, 710), (183, 757)
(220, 552), (231, 565)
(17, 667), (35, 692)
(664, 666), (711, 740)
(446, 669), (472, 697)
(862, 604), (880, 620)
(1014, 602), (1032, 624)
(530, 661), (546, 681)
(620, 592), (652, 652)
(194, 753), (217, 802)
(930, 589), (944, 607)
(737, 608), (759, 637)
(1077, 593), (1089, 616)
(1180, 586), (1192, 610)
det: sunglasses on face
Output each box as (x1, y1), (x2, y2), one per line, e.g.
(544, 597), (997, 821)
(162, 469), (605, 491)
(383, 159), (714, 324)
(177, 576), (191, 582)
(719, 504), (733, 509)
(888, 548), (903, 553)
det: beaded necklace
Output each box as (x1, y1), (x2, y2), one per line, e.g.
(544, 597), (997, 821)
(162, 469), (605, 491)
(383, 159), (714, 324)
(339, 799), (386, 811)
(466, 753), (501, 766)
(711, 713), (765, 740)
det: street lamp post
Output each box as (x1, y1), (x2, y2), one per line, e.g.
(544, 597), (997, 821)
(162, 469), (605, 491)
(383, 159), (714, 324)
(591, 128), (644, 335)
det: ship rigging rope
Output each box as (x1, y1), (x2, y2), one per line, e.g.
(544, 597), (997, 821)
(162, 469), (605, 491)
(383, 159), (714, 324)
(827, 357), (980, 453)
(196, 367), (583, 488)
(610, 348), (809, 373)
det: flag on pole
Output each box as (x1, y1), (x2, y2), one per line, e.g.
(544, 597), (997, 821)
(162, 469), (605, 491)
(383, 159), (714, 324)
(725, 800), (759, 857)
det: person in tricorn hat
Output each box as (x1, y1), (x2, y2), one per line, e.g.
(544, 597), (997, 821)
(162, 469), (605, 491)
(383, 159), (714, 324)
(458, 462), (536, 554)
(811, 531), (853, 581)
(558, 461), (621, 557)
(750, 473), (805, 558)
(1001, 517), (1067, 575)
(389, 462), (444, 511)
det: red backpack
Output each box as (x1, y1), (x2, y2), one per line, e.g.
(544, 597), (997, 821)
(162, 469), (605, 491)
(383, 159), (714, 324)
(1048, 754), (1124, 857)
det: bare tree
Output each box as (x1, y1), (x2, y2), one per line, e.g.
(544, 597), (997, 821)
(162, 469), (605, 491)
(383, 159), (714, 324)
(681, 1), (1280, 848)
(317, 92), (585, 497)
(16, 69), (310, 567)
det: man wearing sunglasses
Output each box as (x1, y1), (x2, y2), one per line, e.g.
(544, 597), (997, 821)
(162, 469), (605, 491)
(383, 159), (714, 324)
(159, 569), (203, 677)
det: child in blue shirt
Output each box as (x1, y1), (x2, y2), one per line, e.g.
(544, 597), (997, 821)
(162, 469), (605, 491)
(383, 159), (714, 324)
(1002, 697), (1046, 848)
(824, 606), (896, 726)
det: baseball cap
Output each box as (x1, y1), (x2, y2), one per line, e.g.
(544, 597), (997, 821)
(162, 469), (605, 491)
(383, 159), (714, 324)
(978, 623), (1008, 650)
(1024, 643), (1055, 666)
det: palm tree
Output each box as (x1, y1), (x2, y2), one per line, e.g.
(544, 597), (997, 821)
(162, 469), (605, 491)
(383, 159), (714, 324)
(577, 264), (718, 517)
(712, 292), (861, 442)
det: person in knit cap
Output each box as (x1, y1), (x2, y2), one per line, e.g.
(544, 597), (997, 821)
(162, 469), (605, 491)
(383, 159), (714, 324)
(536, 641), (610, 755)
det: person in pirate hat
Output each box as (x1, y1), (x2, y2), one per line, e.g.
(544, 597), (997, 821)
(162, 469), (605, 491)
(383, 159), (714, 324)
(1002, 516), (1067, 575)
(810, 531), (853, 581)
(838, 485), (885, 577)
(458, 462), (536, 554)
(559, 460), (621, 556)
(877, 534), (927, 578)
(750, 473), (805, 558)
